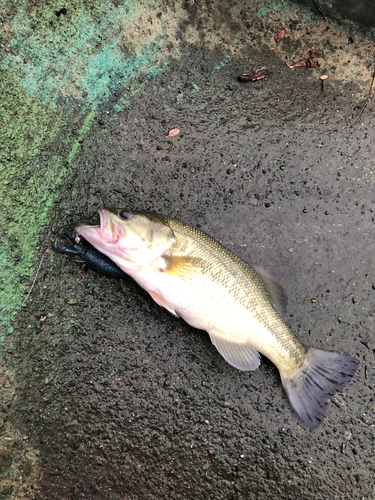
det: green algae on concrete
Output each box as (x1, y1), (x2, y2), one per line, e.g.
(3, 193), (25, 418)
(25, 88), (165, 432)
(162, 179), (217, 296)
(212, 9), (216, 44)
(0, 0), (177, 354)
(0, 71), (84, 343)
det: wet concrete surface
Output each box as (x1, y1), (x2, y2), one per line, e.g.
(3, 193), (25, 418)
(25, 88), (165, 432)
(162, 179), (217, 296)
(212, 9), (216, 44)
(1, 2), (375, 499)
(295, 0), (375, 34)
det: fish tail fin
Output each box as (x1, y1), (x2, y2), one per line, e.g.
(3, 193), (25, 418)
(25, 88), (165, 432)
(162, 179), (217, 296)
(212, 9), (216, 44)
(281, 347), (358, 430)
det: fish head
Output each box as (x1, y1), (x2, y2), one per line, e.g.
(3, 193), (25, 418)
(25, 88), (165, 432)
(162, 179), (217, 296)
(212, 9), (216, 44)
(75, 209), (175, 271)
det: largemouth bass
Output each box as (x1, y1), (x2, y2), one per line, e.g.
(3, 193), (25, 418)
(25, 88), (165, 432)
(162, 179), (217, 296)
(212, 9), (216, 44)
(76, 209), (358, 429)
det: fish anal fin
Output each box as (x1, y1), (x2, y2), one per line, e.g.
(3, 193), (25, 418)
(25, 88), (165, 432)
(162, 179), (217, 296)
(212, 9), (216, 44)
(209, 333), (261, 371)
(253, 265), (287, 317)
(161, 255), (203, 280)
(281, 347), (358, 430)
(148, 290), (179, 317)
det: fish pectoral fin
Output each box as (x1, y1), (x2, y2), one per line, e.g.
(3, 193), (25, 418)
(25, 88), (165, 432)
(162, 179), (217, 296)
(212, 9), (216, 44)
(148, 290), (179, 317)
(253, 265), (287, 318)
(209, 333), (261, 371)
(161, 255), (204, 280)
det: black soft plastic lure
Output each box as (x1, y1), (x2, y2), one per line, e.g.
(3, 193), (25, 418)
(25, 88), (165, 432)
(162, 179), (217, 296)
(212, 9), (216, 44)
(53, 227), (127, 279)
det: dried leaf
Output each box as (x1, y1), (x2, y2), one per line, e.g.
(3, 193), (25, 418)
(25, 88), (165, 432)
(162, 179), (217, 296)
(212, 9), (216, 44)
(286, 59), (319, 69)
(309, 49), (324, 58)
(287, 49), (323, 70)
(238, 67), (270, 82)
(275, 29), (286, 43)
(167, 128), (180, 137)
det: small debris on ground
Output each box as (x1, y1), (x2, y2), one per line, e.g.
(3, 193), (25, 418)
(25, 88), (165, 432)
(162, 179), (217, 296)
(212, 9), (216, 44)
(167, 128), (180, 137)
(287, 49), (324, 70)
(274, 29), (286, 43)
(238, 67), (270, 82)
(287, 59), (319, 69)
(309, 49), (324, 58)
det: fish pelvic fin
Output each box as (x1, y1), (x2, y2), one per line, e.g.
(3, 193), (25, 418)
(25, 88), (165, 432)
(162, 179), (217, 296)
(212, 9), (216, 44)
(281, 347), (358, 430)
(209, 333), (261, 371)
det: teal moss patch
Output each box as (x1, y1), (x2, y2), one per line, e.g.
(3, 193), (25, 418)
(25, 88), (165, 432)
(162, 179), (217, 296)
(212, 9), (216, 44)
(257, 3), (283, 16)
(1, 0), (167, 112)
(256, 1), (315, 24)
(212, 56), (231, 73)
(113, 81), (146, 113)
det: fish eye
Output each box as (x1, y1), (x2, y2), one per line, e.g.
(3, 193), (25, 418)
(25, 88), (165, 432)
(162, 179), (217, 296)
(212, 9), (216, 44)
(119, 211), (131, 220)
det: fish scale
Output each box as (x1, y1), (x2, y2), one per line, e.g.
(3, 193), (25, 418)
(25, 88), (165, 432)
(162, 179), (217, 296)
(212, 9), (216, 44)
(165, 216), (304, 370)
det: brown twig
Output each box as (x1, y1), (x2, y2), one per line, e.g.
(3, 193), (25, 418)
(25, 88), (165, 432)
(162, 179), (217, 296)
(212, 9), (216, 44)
(344, 68), (375, 129)
(24, 250), (48, 303)
(33, 174), (39, 194)
(312, 0), (330, 23)
(238, 67), (270, 82)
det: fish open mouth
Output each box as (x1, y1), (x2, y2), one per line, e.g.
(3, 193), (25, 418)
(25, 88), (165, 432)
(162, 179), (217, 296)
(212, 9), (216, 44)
(75, 209), (120, 247)
(75, 208), (148, 268)
(97, 209), (120, 244)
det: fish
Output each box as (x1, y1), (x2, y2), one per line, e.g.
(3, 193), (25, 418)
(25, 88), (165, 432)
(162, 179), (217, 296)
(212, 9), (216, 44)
(76, 208), (358, 429)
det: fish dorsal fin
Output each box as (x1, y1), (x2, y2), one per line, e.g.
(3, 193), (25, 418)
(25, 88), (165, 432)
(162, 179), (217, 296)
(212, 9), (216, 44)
(161, 255), (204, 280)
(209, 332), (261, 371)
(252, 265), (287, 318)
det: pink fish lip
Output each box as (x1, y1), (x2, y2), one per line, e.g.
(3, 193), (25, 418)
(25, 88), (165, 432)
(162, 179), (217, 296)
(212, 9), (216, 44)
(96, 209), (120, 244)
